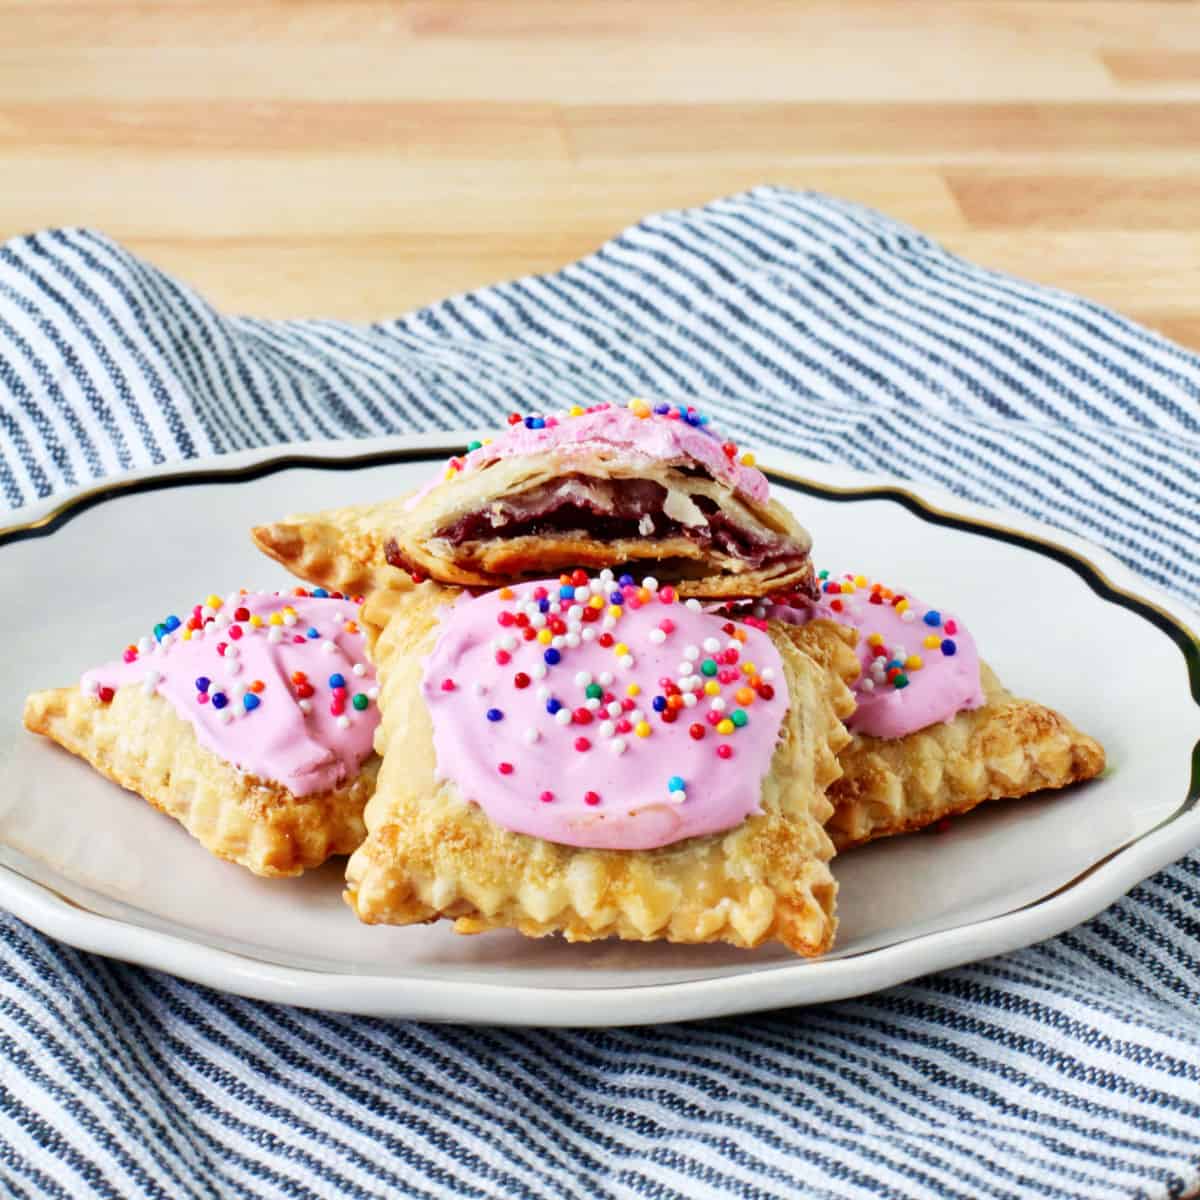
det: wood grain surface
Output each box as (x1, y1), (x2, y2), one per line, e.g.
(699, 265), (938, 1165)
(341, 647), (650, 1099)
(4, 1), (1200, 350)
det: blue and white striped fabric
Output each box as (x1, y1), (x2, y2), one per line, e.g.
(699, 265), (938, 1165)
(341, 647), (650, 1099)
(2, 188), (1198, 1199)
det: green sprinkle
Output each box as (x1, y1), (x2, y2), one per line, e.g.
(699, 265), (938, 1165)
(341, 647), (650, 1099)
(466, 439), (483, 452)
(585, 682), (603, 700)
(893, 674), (910, 689)
(352, 693), (369, 710)
(700, 659), (718, 677)
(731, 709), (748, 727)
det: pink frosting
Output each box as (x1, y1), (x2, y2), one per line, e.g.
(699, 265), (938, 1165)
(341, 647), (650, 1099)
(421, 574), (788, 850)
(409, 401), (770, 508)
(81, 590), (378, 797)
(764, 573), (984, 739)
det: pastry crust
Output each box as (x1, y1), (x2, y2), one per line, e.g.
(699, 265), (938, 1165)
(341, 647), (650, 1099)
(345, 585), (859, 954)
(826, 664), (1106, 851)
(24, 685), (377, 877)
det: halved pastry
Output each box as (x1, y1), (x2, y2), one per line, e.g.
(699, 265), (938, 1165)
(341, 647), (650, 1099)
(24, 587), (382, 877)
(252, 399), (817, 599)
(760, 573), (1105, 850)
(346, 571), (859, 954)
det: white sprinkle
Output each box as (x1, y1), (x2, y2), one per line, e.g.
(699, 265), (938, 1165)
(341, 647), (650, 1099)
(684, 645), (700, 661)
(537, 685), (550, 700)
(232, 679), (248, 695)
(702, 637), (721, 654)
(606, 701), (623, 718)
(137, 636), (153, 654)
(267, 628), (282, 644)
(573, 586), (590, 603)
(141, 670), (161, 695)
(367, 687), (379, 700)
(530, 613), (547, 629)
(710, 698), (726, 712)
(218, 709), (233, 725)
(861, 679), (875, 692)
(581, 627), (596, 642)
(565, 632), (581, 648)
(574, 671), (593, 688)
(532, 662), (548, 680)
(200, 607), (215, 621)
(669, 790), (687, 805)
(685, 599), (702, 611)
(336, 715), (351, 729)
(353, 663), (367, 677)
(609, 737), (627, 755)
(761, 668), (775, 681)
(677, 661), (692, 676)
(524, 728), (540, 745)
(599, 720), (616, 738)
(555, 709), (572, 726)
(551, 635), (566, 649)
(597, 671), (613, 687)
(679, 676), (698, 693)
(81, 675), (99, 695)
(727, 640), (742, 653)
(585, 697), (602, 711)
(283, 614), (297, 627)
(642, 576), (659, 592)
(501, 635), (518, 651)
(629, 710), (645, 726)
(648, 629), (666, 645)
(227, 661), (242, 675)
(298, 699), (313, 713)
(895, 645), (907, 660)
(225, 644), (240, 659)
(682, 692), (698, 708)
(601, 614), (617, 631)
(322, 640), (337, 653)
(568, 605), (584, 622)
(590, 580), (606, 596)
(599, 569), (614, 583)
(901, 610), (917, 623)
(619, 654), (634, 669)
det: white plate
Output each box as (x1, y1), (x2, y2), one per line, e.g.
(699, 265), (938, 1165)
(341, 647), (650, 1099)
(2, 435), (1197, 1026)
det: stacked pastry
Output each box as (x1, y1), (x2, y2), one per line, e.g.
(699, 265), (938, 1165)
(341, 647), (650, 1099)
(25, 399), (1104, 958)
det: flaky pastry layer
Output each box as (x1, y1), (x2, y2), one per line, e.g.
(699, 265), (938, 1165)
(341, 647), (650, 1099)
(24, 686), (376, 877)
(827, 664), (1106, 851)
(346, 587), (858, 954)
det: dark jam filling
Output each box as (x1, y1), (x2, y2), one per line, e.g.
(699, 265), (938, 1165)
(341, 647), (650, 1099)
(415, 475), (804, 569)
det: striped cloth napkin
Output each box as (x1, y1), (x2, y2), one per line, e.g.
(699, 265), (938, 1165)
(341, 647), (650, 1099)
(1, 188), (1198, 1199)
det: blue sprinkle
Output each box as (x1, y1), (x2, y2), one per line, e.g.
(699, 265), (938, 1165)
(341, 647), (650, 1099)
(887, 659), (902, 670)
(652, 695), (667, 712)
(546, 698), (562, 715)
(653, 403), (670, 415)
(486, 708), (504, 722)
(941, 638), (957, 657)
(306, 627), (320, 639)
(609, 590), (624, 605)
(923, 610), (942, 627)
(312, 587), (329, 598)
(668, 775), (685, 793)
(618, 574), (634, 587)
(211, 693), (228, 710)
(525, 416), (545, 430)
(538, 599), (551, 613)
(243, 693), (261, 712)
(683, 411), (700, 426)
(559, 585), (574, 599)
(544, 648), (561, 665)
(329, 673), (346, 689)
(164, 614), (181, 632)
(153, 623), (167, 641)
(195, 676), (210, 693)
(698, 414), (710, 425)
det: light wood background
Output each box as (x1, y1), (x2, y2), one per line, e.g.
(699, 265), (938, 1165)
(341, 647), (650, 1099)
(5, 1), (1200, 350)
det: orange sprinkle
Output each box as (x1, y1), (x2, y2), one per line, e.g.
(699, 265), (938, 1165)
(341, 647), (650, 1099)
(291, 671), (308, 684)
(344, 621), (359, 634)
(249, 679), (265, 694)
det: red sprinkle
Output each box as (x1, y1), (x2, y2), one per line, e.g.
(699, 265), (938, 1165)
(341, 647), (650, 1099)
(497, 611), (515, 627)
(216, 642), (228, 657)
(869, 593), (883, 605)
(514, 612), (530, 627)
(495, 650), (511, 666)
(513, 672), (530, 689)
(574, 737), (591, 752)
(498, 762), (514, 775)
(616, 719), (633, 734)
(571, 569), (588, 587)
(573, 707), (593, 725)
(507, 412), (523, 425)
(717, 744), (733, 760)
(755, 683), (775, 701)
(598, 633), (614, 648)
(522, 627), (537, 641)
(196, 691), (209, 705)
(689, 723), (706, 740)
(296, 682), (314, 698)
(97, 686), (115, 704)
(721, 441), (737, 458)
(660, 709), (678, 724)
(440, 679), (456, 692)
(706, 710), (722, 726)
(540, 790), (555, 804)
(830, 599), (844, 613)
(944, 619), (958, 636)
(659, 619), (675, 634)
(122, 649), (137, 663)
(234, 607), (250, 622)
(584, 791), (601, 806)
(228, 625), (243, 641)
(620, 697), (636, 712)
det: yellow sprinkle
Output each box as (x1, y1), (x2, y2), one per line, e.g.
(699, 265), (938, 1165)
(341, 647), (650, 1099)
(634, 721), (652, 738)
(735, 687), (755, 705)
(588, 595), (605, 609)
(739, 452), (756, 467)
(704, 680), (720, 696)
(205, 594), (222, 610)
(741, 662), (757, 675)
(867, 633), (884, 647)
(626, 683), (641, 697)
(568, 405), (584, 417)
(444, 469), (455, 480)
(482, 437), (492, 445)
(717, 719), (735, 735)
(283, 606), (297, 616)
(614, 643), (629, 657)
(895, 599), (909, 614)
(608, 605), (623, 619)
(923, 634), (941, 650)
(181, 628), (192, 641)
(842, 582), (856, 594)
(855, 575), (868, 587)
(268, 613), (284, 626)
(249, 614), (264, 628)
(537, 629), (553, 645)
(627, 396), (651, 418)
(905, 655), (923, 671)
(498, 587), (514, 600)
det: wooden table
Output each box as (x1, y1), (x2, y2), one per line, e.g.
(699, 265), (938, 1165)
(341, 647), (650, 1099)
(6, 1), (1200, 350)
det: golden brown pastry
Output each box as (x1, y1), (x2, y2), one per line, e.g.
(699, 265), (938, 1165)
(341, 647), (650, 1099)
(346, 574), (859, 954)
(23, 588), (381, 877)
